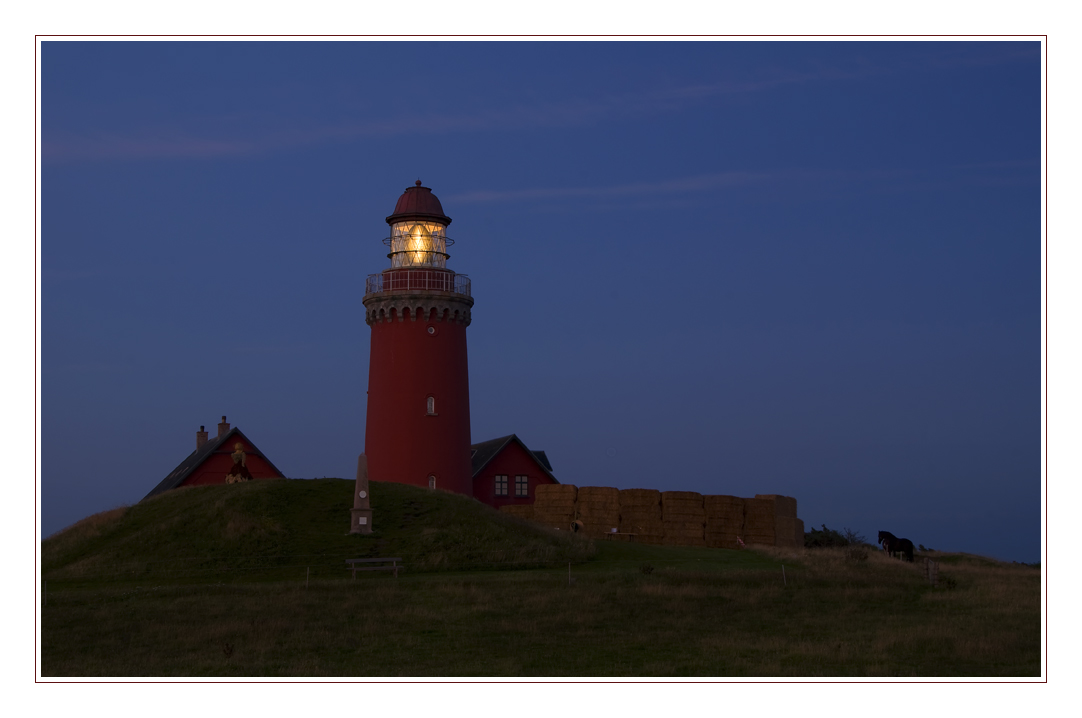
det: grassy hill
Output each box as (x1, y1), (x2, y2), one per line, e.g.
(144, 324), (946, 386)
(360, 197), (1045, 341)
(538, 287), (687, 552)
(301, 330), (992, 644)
(40, 479), (1041, 677)
(43, 478), (594, 584)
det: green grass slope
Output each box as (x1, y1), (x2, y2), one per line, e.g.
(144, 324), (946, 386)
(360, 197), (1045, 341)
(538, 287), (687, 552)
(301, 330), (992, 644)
(43, 479), (594, 584)
(41, 483), (1040, 676)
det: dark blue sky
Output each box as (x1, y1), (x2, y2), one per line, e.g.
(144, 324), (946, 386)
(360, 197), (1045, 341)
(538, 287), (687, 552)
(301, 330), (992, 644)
(40, 41), (1041, 562)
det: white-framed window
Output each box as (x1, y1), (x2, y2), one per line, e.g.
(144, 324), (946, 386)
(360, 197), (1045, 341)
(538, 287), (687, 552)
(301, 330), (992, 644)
(426, 396), (436, 415)
(515, 475), (528, 497)
(428, 475), (436, 490)
(495, 475), (508, 496)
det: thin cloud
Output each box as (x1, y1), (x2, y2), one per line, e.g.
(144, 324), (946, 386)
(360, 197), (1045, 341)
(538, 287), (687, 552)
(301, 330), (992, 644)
(448, 168), (904, 204)
(42, 132), (259, 162)
(41, 45), (1039, 164)
(448, 162), (1037, 206)
(449, 172), (779, 203)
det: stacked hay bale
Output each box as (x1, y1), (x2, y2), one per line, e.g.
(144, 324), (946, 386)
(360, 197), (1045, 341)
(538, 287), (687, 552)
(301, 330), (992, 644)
(742, 497), (777, 546)
(575, 486), (621, 538)
(660, 491), (705, 546)
(618, 489), (665, 545)
(533, 484), (577, 530)
(498, 504), (535, 521)
(704, 495), (745, 550)
(754, 494), (799, 548)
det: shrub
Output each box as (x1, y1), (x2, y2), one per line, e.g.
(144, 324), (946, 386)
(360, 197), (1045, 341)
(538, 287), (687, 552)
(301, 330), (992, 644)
(842, 528), (867, 545)
(804, 524), (848, 548)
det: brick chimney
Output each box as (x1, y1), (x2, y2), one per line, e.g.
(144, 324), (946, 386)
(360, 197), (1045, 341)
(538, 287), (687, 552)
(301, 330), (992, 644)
(217, 416), (230, 438)
(196, 425), (208, 450)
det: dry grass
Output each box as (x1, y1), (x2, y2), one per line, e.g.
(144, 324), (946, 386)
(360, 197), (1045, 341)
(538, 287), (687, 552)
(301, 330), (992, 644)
(41, 482), (1038, 677)
(41, 543), (1040, 677)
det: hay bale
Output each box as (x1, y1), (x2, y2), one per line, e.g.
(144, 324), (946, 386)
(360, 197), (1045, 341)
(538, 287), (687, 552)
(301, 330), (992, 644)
(620, 519), (665, 535)
(534, 502), (573, 512)
(743, 498), (775, 540)
(620, 505), (661, 517)
(534, 496), (576, 506)
(533, 509), (575, 530)
(663, 519), (705, 531)
(579, 510), (620, 537)
(661, 491), (703, 502)
(619, 489), (661, 508)
(536, 484), (577, 502)
(774, 516), (798, 548)
(744, 497), (774, 516)
(704, 495), (744, 539)
(661, 492), (704, 523)
(578, 486), (619, 503)
(755, 494), (797, 518)
(704, 495), (744, 512)
(794, 518), (804, 547)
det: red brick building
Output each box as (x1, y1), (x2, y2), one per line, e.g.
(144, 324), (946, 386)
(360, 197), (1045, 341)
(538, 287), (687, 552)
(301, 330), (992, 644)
(470, 434), (559, 509)
(142, 416), (285, 500)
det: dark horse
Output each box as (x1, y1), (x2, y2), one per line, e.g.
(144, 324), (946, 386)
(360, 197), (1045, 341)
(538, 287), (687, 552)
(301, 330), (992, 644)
(878, 530), (914, 562)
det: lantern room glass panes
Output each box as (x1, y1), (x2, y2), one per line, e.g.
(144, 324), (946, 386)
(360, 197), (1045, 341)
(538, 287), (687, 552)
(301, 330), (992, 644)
(388, 221), (449, 268)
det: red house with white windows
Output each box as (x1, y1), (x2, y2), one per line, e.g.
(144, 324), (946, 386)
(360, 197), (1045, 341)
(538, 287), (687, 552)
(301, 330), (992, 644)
(470, 434), (559, 509)
(143, 416), (285, 500)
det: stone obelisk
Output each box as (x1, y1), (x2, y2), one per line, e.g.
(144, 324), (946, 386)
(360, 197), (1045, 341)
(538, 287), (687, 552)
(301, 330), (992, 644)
(350, 454), (373, 534)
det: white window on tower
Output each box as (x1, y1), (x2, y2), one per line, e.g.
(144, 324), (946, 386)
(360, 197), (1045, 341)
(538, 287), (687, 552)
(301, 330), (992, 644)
(426, 396), (436, 415)
(495, 475), (508, 496)
(515, 475), (528, 497)
(428, 475), (436, 490)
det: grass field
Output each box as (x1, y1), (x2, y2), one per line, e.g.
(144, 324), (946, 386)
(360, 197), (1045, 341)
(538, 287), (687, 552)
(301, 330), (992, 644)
(40, 479), (1041, 677)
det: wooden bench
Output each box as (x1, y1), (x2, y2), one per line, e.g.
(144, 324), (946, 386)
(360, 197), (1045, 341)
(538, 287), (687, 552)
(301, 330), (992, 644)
(346, 557), (403, 579)
(604, 532), (638, 542)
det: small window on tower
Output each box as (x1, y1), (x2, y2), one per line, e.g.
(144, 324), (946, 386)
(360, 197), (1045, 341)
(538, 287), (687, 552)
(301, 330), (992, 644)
(515, 475), (528, 497)
(428, 475), (436, 490)
(426, 396), (436, 415)
(495, 475), (508, 496)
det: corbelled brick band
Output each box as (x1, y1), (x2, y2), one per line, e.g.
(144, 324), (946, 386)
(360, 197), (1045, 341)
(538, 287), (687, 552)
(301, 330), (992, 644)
(363, 293), (473, 326)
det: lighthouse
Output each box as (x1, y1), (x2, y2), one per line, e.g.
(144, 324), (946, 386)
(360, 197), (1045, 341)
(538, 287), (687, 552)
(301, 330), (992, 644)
(362, 181), (475, 496)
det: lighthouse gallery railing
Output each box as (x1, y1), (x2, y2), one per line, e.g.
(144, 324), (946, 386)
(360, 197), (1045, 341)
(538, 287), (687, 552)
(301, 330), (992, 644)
(365, 270), (471, 297)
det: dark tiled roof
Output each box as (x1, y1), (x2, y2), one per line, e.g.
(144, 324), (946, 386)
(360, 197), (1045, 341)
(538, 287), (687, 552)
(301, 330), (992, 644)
(532, 450), (553, 473)
(142, 427), (285, 501)
(470, 434), (558, 484)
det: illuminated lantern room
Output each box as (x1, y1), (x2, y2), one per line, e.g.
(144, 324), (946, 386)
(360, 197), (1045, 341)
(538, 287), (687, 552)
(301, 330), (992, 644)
(384, 180), (454, 269)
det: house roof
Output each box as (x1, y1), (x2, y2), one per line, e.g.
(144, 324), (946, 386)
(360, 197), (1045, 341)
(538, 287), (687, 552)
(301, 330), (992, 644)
(142, 427), (285, 501)
(470, 434), (558, 484)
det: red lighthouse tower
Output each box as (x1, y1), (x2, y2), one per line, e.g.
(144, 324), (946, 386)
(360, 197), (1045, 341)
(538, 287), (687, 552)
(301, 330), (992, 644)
(362, 181), (474, 496)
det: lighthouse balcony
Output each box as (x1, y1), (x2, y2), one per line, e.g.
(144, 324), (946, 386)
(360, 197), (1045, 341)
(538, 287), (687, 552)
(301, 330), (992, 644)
(365, 269), (472, 298)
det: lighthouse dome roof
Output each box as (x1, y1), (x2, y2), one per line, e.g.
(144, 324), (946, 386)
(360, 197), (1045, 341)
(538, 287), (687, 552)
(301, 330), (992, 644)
(386, 181), (452, 226)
